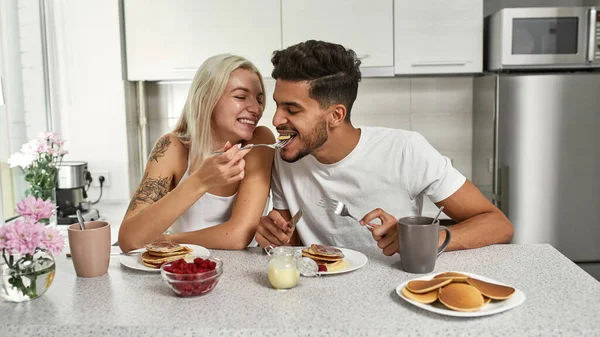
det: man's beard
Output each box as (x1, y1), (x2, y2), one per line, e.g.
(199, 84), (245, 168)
(282, 117), (328, 163)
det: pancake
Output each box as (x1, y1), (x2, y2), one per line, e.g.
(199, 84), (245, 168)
(406, 278), (452, 294)
(145, 240), (186, 254)
(141, 251), (192, 268)
(401, 286), (438, 304)
(311, 244), (344, 258)
(302, 244), (344, 262)
(433, 272), (469, 283)
(146, 246), (193, 257)
(466, 277), (515, 300)
(302, 251), (343, 262)
(277, 134), (291, 141)
(438, 283), (485, 312)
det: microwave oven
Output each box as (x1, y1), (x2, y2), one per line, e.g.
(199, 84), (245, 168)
(486, 7), (600, 70)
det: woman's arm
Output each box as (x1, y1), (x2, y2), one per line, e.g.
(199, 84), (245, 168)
(167, 126), (275, 250)
(118, 134), (205, 252)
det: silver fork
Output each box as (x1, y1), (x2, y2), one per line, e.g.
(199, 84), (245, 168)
(318, 197), (373, 229)
(212, 137), (292, 155)
(318, 197), (359, 222)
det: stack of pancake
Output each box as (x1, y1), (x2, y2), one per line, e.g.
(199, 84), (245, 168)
(401, 271), (516, 312)
(301, 244), (347, 272)
(141, 240), (193, 268)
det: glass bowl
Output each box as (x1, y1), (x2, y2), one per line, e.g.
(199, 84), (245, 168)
(160, 257), (223, 297)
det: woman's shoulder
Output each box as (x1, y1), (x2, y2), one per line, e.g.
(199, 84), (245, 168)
(250, 126), (275, 144)
(147, 133), (188, 171)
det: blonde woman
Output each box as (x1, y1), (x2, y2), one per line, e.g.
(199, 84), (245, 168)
(118, 54), (275, 252)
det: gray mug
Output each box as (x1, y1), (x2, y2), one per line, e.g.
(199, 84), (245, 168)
(397, 216), (451, 274)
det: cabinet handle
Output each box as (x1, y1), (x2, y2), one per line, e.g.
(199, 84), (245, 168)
(0, 77), (4, 106)
(587, 8), (597, 62)
(174, 67), (198, 72)
(357, 54), (370, 60)
(411, 61), (467, 67)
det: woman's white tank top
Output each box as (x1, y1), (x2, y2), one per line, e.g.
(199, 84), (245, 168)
(169, 164), (237, 233)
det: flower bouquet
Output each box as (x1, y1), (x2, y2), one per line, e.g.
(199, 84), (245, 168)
(0, 197), (64, 302)
(8, 132), (67, 202)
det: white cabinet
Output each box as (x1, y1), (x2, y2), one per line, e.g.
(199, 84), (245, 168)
(123, 0), (281, 81)
(394, 0), (483, 75)
(282, 0), (394, 74)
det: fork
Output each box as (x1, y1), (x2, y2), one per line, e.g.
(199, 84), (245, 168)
(212, 137), (292, 155)
(318, 197), (373, 229)
(318, 197), (359, 222)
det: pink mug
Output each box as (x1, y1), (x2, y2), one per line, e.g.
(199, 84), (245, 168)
(68, 221), (111, 277)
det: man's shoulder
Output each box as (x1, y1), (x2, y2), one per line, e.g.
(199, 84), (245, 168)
(361, 126), (419, 147)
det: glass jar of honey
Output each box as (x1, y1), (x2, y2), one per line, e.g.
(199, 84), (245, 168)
(265, 246), (317, 290)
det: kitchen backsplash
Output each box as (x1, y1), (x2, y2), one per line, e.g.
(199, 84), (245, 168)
(144, 77), (473, 214)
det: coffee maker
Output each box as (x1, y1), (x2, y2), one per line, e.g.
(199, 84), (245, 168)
(56, 161), (100, 225)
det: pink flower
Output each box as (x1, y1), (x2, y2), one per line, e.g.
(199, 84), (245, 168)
(36, 141), (51, 154)
(39, 132), (56, 140)
(39, 227), (64, 255)
(16, 196), (55, 222)
(0, 226), (8, 251)
(3, 218), (42, 256)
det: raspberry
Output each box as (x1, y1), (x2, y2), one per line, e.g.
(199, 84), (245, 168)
(318, 265), (327, 272)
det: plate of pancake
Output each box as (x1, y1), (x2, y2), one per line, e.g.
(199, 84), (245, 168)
(396, 271), (526, 317)
(120, 240), (210, 272)
(301, 244), (368, 275)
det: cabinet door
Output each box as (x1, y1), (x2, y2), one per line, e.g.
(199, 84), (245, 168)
(394, 0), (483, 74)
(281, 0), (394, 69)
(123, 0), (281, 80)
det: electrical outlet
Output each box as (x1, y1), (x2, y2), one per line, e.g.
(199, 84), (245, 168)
(91, 171), (110, 187)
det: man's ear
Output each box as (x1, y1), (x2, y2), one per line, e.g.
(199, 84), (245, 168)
(328, 104), (347, 127)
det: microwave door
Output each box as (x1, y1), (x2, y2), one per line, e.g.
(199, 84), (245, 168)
(499, 7), (590, 68)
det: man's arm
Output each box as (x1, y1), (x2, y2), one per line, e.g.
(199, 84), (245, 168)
(363, 180), (514, 256)
(436, 180), (514, 251)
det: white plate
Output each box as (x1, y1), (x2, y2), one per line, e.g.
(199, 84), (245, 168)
(119, 244), (211, 272)
(317, 247), (368, 275)
(395, 271), (526, 317)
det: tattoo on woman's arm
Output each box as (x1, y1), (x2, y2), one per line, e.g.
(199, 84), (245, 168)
(128, 173), (172, 211)
(149, 135), (171, 163)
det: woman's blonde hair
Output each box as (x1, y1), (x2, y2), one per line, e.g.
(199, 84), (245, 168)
(173, 54), (265, 171)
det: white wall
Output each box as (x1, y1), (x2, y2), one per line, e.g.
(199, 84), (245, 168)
(54, 0), (130, 201)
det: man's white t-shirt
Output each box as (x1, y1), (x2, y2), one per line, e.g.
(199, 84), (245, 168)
(271, 127), (466, 248)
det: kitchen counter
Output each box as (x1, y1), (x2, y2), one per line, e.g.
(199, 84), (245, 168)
(2, 243), (599, 336)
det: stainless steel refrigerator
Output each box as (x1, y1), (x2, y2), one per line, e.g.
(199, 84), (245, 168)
(473, 73), (600, 278)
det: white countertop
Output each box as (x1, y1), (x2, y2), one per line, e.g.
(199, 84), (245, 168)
(2, 244), (599, 336)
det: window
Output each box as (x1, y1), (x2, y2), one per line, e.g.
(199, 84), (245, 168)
(0, 0), (52, 221)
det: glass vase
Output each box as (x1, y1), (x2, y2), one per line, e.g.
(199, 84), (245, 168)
(0, 249), (56, 302)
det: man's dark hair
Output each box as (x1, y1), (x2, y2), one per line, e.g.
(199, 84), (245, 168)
(271, 40), (362, 122)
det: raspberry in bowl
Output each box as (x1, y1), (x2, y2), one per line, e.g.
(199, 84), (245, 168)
(160, 257), (223, 297)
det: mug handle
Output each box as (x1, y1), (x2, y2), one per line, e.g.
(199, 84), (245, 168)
(437, 226), (451, 256)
